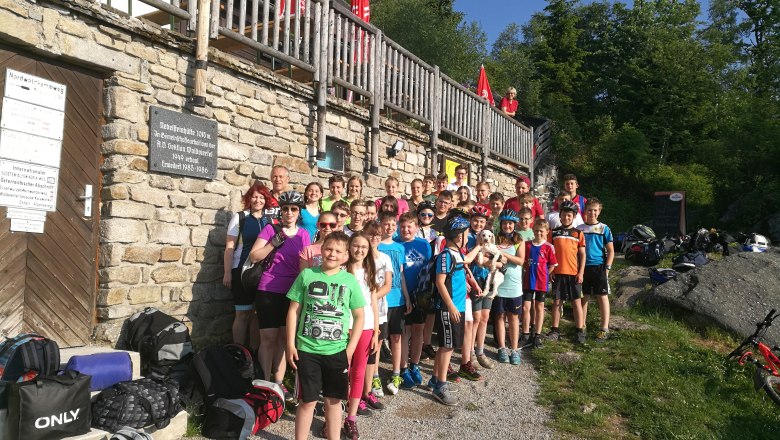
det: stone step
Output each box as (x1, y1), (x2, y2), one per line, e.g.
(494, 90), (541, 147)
(59, 346), (142, 380)
(61, 409), (188, 440)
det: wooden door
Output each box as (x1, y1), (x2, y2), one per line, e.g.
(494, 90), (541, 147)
(0, 47), (103, 347)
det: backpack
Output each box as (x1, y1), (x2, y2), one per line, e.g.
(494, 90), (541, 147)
(672, 251), (708, 272)
(649, 268), (678, 285)
(415, 245), (456, 313)
(121, 307), (194, 379)
(91, 377), (184, 432)
(201, 380), (284, 439)
(626, 239), (664, 266)
(110, 427), (154, 440)
(632, 224), (656, 241)
(241, 224), (282, 290)
(186, 344), (257, 416)
(0, 333), (60, 383)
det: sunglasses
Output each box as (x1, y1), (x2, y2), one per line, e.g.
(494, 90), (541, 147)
(318, 222), (337, 229)
(418, 213), (434, 218)
(281, 206), (299, 213)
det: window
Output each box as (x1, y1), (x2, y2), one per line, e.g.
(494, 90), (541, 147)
(317, 139), (346, 173)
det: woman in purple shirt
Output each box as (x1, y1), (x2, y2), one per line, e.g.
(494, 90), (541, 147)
(248, 191), (310, 388)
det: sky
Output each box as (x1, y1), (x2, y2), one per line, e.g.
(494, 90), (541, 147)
(453, 0), (712, 50)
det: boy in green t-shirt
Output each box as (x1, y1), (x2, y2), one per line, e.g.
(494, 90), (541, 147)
(286, 232), (365, 440)
(516, 207), (535, 242)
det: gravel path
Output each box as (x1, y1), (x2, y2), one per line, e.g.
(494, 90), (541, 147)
(250, 347), (554, 440)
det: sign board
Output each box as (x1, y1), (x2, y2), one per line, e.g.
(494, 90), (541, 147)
(0, 98), (65, 141)
(0, 160), (59, 211)
(6, 207), (47, 221)
(653, 191), (686, 237)
(4, 69), (67, 111)
(0, 129), (62, 168)
(10, 218), (45, 233)
(149, 106), (218, 179)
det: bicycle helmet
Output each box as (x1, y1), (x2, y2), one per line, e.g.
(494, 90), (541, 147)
(470, 205), (491, 219)
(498, 209), (519, 223)
(416, 201), (435, 214)
(742, 233), (769, 252)
(277, 190), (304, 207)
(559, 200), (579, 214)
(443, 215), (470, 240)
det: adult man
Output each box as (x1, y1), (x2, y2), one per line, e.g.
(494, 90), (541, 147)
(503, 176), (543, 220)
(264, 165), (290, 224)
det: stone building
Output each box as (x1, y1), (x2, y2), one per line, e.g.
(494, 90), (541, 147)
(0, 0), (533, 347)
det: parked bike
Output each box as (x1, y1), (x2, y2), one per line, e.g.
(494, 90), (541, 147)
(727, 309), (780, 406)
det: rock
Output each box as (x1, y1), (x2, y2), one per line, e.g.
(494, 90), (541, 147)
(651, 250), (780, 342)
(551, 351), (581, 366)
(613, 265), (651, 310)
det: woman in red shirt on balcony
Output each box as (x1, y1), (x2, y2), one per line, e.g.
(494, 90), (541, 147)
(500, 87), (519, 118)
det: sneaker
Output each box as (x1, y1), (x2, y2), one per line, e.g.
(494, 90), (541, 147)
(595, 330), (609, 342)
(280, 384), (294, 404)
(546, 330), (560, 341)
(446, 364), (461, 383)
(357, 398), (372, 416)
(576, 331), (587, 345)
(509, 349), (521, 365)
(342, 419), (360, 440)
(519, 334), (532, 348)
(476, 353), (494, 369)
(387, 375), (402, 395)
(380, 340), (392, 362)
(433, 383), (457, 406)
(364, 393), (384, 410)
(400, 369), (415, 389)
(410, 364), (424, 385)
(532, 334), (544, 349)
(497, 347), (510, 363)
(371, 377), (384, 398)
(421, 344), (437, 360)
(427, 376), (438, 389)
(457, 361), (483, 381)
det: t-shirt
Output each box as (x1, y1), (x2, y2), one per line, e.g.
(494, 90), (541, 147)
(397, 237), (432, 299)
(300, 208), (319, 243)
(578, 222), (613, 266)
(431, 215), (448, 233)
(552, 194), (587, 216)
(549, 226), (585, 276)
(378, 241), (406, 307)
(375, 252), (392, 324)
(261, 195), (280, 226)
(503, 196), (544, 219)
(546, 211), (584, 230)
(435, 248), (467, 312)
(321, 196), (346, 212)
(257, 224), (311, 293)
(500, 97), (519, 115)
(524, 241), (557, 292)
(517, 228), (535, 242)
(226, 210), (267, 269)
(287, 267), (365, 355)
(351, 268), (375, 331)
(299, 243), (323, 268)
(416, 226), (437, 243)
(496, 243), (523, 298)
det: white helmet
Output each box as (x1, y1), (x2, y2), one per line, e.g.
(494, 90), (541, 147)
(742, 233), (769, 252)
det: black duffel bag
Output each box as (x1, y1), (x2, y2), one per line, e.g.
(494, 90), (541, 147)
(6, 371), (91, 440)
(92, 377), (184, 433)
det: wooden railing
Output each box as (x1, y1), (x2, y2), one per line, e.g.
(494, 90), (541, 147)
(121, 0), (533, 175)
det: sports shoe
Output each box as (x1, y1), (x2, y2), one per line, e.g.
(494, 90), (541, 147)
(457, 361), (483, 381)
(532, 334), (544, 349)
(371, 377), (384, 398)
(357, 398), (372, 416)
(427, 376), (438, 389)
(280, 384), (294, 404)
(380, 340), (392, 362)
(387, 375), (402, 395)
(509, 349), (521, 365)
(421, 344), (436, 360)
(497, 347), (510, 363)
(342, 419), (360, 440)
(433, 383), (457, 406)
(410, 364), (424, 385)
(364, 393), (384, 410)
(519, 334), (531, 348)
(595, 330), (609, 342)
(546, 330), (560, 341)
(476, 353), (494, 369)
(576, 331), (587, 345)
(446, 364), (461, 383)
(400, 369), (416, 389)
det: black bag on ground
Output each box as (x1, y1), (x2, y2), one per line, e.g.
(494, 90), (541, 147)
(241, 224), (282, 289)
(92, 377), (184, 432)
(672, 251), (708, 272)
(109, 426), (154, 440)
(626, 239), (664, 266)
(6, 371), (91, 440)
(186, 344), (256, 415)
(121, 307), (194, 379)
(0, 333), (60, 383)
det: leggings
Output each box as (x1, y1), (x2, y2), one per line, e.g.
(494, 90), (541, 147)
(348, 329), (373, 399)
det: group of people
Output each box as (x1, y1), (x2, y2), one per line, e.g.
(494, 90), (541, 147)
(222, 165), (615, 440)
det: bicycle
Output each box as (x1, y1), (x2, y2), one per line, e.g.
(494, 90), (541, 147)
(727, 309), (780, 406)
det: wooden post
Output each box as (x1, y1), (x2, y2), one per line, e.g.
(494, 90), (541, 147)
(480, 101), (491, 181)
(369, 30), (383, 174)
(315, 0), (330, 162)
(429, 66), (441, 174)
(191, 0), (210, 107)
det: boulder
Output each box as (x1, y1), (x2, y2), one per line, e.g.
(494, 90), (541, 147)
(652, 250), (780, 343)
(613, 266), (651, 310)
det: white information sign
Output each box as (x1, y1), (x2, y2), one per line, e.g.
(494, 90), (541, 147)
(6, 207), (47, 221)
(9, 218), (45, 233)
(0, 98), (65, 141)
(0, 160), (59, 212)
(4, 69), (67, 111)
(0, 129), (62, 168)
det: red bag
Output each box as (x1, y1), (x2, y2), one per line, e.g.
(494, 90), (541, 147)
(201, 380), (284, 439)
(244, 380), (285, 431)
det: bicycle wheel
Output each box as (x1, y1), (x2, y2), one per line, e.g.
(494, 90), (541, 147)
(760, 370), (780, 407)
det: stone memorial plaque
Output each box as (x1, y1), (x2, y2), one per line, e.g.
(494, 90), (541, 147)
(149, 106), (218, 179)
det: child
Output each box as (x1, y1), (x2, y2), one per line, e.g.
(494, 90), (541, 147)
(375, 177), (410, 216)
(521, 219), (557, 348)
(407, 178), (425, 213)
(286, 232), (365, 440)
(488, 192), (505, 235)
(331, 200), (351, 230)
(466, 205), (495, 370)
(378, 195), (400, 219)
(547, 200), (587, 344)
(434, 172), (449, 196)
(555, 173), (587, 216)
(516, 207), (535, 242)
(415, 201), (438, 242)
(475, 181), (491, 208)
(577, 198), (614, 342)
(361, 222), (392, 401)
(456, 186), (472, 205)
(395, 212), (432, 388)
(430, 215), (482, 405)
(547, 193), (583, 229)
(346, 175), (363, 204)
(422, 174), (437, 202)
(300, 211), (338, 269)
(344, 199), (367, 236)
(343, 233), (381, 438)
(377, 212), (412, 395)
(322, 175), (346, 212)
(365, 202), (378, 223)
(431, 191), (453, 233)
(491, 209), (525, 365)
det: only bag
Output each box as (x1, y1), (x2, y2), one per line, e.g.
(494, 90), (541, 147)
(91, 377), (184, 432)
(6, 371), (91, 440)
(64, 351), (132, 391)
(241, 225), (282, 289)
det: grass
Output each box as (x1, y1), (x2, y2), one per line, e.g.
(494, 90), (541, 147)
(530, 300), (780, 439)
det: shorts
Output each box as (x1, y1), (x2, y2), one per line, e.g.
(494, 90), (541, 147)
(435, 310), (464, 350)
(552, 274), (583, 302)
(471, 295), (493, 312)
(582, 265), (610, 296)
(231, 267), (255, 311)
(522, 290), (546, 303)
(404, 306), (426, 326)
(465, 297), (473, 322)
(387, 306), (405, 335)
(255, 290), (291, 329)
(295, 350), (349, 403)
(492, 296), (523, 315)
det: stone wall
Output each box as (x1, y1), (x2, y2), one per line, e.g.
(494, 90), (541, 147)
(0, 0), (526, 346)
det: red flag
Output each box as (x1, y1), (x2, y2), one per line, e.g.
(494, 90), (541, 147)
(476, 65), (494, 106)
(347, 0), (370, 102)
(351, 0), (370, 22)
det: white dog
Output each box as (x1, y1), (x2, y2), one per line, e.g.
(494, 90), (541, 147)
(475, 230), (504, 299)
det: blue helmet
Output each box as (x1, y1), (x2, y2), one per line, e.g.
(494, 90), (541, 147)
(443, 215), (470, 239)
(498, 209), (519, 223)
